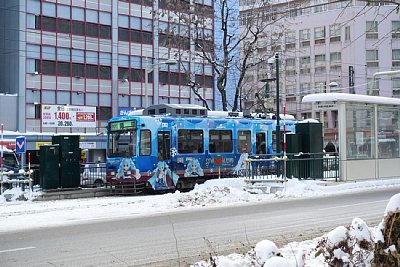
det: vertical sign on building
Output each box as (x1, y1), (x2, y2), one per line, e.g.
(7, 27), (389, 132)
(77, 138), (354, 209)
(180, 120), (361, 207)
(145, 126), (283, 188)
(349, 66), (355, 94)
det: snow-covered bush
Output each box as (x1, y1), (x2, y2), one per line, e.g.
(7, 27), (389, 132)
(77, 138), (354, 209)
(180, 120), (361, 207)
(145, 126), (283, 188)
(373, 193), (400, 266)
(316, 217), (374, 266)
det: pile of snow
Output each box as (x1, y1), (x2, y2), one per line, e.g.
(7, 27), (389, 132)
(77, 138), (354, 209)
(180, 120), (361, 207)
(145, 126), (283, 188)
(192, 193), (400, 267)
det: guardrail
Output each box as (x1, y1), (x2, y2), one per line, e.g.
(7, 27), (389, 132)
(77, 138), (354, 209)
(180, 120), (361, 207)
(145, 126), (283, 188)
(245, 152), (339, 182)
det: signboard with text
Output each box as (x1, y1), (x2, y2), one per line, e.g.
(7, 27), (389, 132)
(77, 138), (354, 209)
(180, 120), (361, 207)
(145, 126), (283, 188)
(42, 105), (97, 128)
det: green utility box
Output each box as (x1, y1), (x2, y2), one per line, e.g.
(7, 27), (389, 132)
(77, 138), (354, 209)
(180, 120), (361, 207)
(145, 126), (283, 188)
(40, 145), (60, 190)
(286, 133), (302, 178)
(52, 135), (81, 189)
(295, 123), (323, 179)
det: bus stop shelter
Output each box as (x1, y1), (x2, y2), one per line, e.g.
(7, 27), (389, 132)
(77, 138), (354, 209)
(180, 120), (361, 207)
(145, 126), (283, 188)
(303, 93), (400, 181)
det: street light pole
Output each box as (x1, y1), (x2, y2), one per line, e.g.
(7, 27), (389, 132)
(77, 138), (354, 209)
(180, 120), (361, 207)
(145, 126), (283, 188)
(144, 58), (177, 108)
(275, 52), (280, 156)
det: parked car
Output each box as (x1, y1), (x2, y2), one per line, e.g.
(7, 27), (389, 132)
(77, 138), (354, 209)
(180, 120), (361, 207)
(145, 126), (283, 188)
(81, 163), (106, 187)
(0, 147), (20, 172)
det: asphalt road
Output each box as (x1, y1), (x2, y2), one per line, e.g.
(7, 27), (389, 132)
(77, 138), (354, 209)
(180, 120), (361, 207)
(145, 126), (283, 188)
(0, 187), (398, 267)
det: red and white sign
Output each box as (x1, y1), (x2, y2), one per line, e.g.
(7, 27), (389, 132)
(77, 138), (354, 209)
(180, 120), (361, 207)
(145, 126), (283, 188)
(42, 105), (97, 128)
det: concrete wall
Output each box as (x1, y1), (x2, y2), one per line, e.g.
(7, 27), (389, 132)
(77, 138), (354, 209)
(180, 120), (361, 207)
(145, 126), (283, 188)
(0, 1), (20, 95)
(0, 94), (18, 130)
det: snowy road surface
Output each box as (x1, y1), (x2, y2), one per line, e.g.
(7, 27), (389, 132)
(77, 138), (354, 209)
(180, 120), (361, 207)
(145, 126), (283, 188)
(0, 187), (398, 267)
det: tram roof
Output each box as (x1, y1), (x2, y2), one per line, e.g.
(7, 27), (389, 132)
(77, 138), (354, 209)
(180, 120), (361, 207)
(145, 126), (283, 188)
(302, 93), (400, 106)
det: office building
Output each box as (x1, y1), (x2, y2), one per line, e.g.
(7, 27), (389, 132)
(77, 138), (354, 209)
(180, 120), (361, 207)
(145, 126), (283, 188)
(240, 0), (400, 141)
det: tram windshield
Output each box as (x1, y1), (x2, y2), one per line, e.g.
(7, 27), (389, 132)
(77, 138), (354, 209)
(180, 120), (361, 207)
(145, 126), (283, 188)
(107, 120), (137, 157)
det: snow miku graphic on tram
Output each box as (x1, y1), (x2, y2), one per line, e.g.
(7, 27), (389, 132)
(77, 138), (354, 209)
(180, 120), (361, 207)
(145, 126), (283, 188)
(106, 104), (297, 191)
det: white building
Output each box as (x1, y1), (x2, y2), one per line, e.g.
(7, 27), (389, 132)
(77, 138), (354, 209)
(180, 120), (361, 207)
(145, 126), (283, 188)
(240, 0), (400, 141)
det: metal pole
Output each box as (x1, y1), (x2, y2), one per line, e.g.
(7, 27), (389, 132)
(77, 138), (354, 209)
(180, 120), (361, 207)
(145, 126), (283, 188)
(275, 53), (280, 155)
(275, 53), (281, 178)
(264, 82), (270, 115)
(145, 64), (149, 108)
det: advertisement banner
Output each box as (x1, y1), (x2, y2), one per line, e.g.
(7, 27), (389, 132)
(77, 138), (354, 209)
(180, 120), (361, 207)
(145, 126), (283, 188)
(42, 105), (97, 128)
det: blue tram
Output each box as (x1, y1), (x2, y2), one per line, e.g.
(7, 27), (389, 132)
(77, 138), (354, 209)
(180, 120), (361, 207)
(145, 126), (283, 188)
(106, 104), (296, 191)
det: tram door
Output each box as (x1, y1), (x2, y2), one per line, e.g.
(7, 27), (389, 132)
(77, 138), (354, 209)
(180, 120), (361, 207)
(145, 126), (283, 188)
(157, 131), (171, 161)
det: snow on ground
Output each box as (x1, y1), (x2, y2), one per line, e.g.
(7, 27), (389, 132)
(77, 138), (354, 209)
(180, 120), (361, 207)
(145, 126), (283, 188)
(1, 177), (400, 266)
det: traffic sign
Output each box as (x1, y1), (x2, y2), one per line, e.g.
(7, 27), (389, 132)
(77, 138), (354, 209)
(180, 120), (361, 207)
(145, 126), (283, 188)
(15, 136), (26, 153)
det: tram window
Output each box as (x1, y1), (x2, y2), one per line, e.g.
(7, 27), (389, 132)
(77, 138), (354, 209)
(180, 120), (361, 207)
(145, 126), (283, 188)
(178, 129), (203, 154)
(140, 130), (151, 156)
(256, 132), (266, 154)
(238, 130), (251, 153)
(209, 130), (232, 153)
(108, 130), (136, 157)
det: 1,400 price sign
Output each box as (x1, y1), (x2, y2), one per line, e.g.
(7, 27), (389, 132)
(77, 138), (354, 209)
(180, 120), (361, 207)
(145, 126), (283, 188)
(42, 105), (97, 128)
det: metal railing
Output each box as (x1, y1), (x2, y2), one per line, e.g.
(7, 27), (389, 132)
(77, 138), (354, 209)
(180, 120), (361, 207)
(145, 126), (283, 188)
(245, 152), (339, 182)
(0, 172), (34, 194)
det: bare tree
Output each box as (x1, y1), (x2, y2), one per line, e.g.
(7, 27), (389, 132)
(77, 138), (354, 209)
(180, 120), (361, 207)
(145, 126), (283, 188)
(158, 0), (285, 111)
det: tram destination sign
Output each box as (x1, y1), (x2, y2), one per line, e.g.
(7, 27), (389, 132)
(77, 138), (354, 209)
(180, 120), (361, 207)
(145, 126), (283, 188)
(42, 105), (96, 128)
(110, 120), (137, 131)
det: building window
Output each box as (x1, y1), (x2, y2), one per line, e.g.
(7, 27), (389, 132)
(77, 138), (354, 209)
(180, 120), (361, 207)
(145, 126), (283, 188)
(41, 60), (56, 75)
(366, 21), (378, 39)
(314, 26), (325, 44)
(72, 63), (85, 77)
(36, 15), (111, 39)
(329, 24), (341, 42)
(366, 50), (379, 68)
(300, 83), (310, 95)
(285, 31), (296, 49)
(99, 66), (112, 79)
(98, 107), (112, 121)
(315, 54), (326, 72)
(57, 62), (71, 76)
(392, 21), (400, 38)
(345, 26), (351, 41)
(312, 0), (327, 13)
(392, 78), (400, 97)
(58, 18), (70, 33)
(392, 49), (400, 67)
(86, 23), (99, 37)
(285, 58), (296, 76)
(72, 20), (84, 35)
(367, 78), (380, 95)
(85, 65), (98, 79)
(300, 56), (310, 74)
(299, 29), (310, 47)
(286, 84), (296, 97)
(330, 52), (341, 69)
